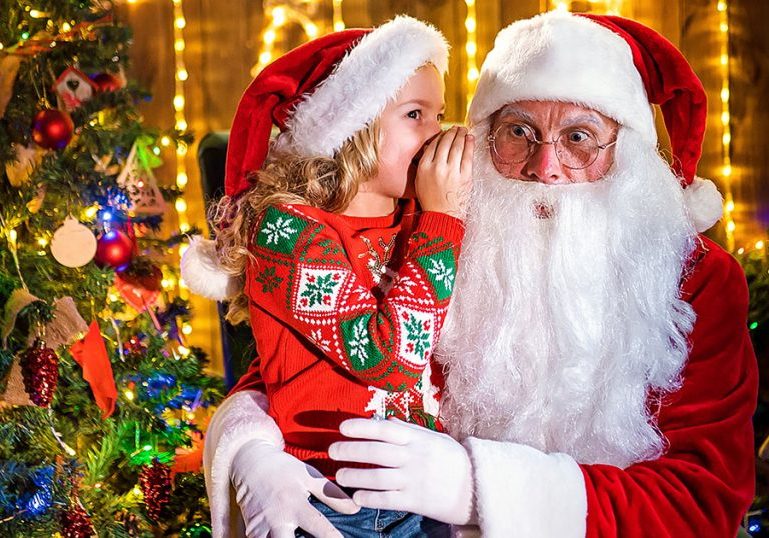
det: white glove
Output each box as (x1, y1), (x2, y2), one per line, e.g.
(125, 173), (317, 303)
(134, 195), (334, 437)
(231, 439), (360, 538)
(328, 418), (475, 525)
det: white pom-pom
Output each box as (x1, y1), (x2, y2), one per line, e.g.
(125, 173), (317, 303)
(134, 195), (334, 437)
(684, 177), (723, 233)
(180, 236), (242, 301)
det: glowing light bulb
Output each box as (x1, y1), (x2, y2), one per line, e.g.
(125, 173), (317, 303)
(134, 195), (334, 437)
(272, 7), (287, 26)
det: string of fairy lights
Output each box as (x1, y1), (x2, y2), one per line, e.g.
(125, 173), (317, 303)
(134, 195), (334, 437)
(252, 5), (320, 77)
(464, 0), (479, 112)
(718, 0), (737, 253)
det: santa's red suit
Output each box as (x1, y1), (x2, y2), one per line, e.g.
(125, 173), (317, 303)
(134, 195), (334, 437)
(455, 235), (756, 537)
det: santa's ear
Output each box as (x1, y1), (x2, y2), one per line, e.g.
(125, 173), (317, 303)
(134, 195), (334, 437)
(684, 177), (723, 233)
(180, 236), (243, 301)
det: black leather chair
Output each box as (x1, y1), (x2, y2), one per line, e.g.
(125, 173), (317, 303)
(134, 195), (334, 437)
(197, 131), (255, 390)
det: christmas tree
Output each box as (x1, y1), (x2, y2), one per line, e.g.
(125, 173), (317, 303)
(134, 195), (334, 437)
(0, 1), (223, 536)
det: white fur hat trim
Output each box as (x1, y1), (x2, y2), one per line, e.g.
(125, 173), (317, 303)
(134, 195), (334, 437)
(279, 15), (449, 157)
(468, 11), (656, 145)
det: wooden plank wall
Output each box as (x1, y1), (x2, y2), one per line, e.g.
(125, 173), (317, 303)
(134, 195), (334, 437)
(116, 0), (766, 373)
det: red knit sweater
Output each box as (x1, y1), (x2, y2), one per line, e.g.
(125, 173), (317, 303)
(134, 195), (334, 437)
(238, 200), (464, 476)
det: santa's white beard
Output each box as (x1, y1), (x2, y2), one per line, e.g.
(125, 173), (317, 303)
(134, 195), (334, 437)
(438, 128), (698, 468)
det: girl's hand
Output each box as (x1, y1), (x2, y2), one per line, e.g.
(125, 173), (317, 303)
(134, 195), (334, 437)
(415, 126), (474, 218)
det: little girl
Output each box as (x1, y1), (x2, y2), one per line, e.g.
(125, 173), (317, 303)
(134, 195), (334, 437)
(183, 16), (472, 537)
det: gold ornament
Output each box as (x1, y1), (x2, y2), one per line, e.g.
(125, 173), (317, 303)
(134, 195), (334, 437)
(5, 144), (45, 187)
(0, 54), (22, 119)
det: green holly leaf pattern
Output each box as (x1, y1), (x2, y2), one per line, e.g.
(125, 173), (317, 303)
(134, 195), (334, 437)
(255, 266), (283, 293)
(403, 313), (431, 359)
(299, 272), (340, 308)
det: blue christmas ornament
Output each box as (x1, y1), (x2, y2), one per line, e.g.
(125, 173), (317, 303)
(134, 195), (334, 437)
(13, 465), (55, 519)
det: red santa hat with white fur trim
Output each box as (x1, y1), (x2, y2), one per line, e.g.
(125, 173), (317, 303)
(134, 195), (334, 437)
(468, 11), (723, 233)
(181, 16), (449, 301)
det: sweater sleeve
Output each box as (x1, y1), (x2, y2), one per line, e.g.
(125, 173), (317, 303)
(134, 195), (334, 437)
(245, 204), (464, 391)
(581, 242), (757, 537)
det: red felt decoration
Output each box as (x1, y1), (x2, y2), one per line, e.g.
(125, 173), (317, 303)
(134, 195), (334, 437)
(20, 339), (59, 407)
(69, 321), (117, 418)
(94, 229), (134, 269)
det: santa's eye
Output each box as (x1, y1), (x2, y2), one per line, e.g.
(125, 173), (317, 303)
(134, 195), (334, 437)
(565, 130), (591, 144)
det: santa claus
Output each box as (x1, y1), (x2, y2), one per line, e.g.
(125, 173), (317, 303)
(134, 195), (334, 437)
(197, 12), (757, 538)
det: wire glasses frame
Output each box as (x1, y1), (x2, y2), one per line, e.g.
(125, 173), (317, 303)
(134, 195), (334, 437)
(488, 122), (617, 170)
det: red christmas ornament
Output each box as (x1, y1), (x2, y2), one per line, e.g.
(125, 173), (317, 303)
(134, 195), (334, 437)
(20, 339), (59, 407)
(94, 229), (134, 269)
(32, 109), (74, 150)
(139, 459), (172, 521)
(91, 72), (122, 93)
(59, 503), (95, 538)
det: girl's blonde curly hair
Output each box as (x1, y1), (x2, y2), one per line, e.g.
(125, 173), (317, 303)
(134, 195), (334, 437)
(211, 120), (380, 324)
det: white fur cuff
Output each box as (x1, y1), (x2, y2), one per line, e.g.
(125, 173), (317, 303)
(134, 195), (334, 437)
(463, 438), (587, 538)
(204, 390), (284, 538)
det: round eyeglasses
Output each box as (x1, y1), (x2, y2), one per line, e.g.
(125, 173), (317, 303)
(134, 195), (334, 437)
(488, 122), (617, 170)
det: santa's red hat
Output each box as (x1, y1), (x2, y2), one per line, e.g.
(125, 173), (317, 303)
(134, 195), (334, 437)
(182, 16), (449, 301)
(468, 11), (722, 233)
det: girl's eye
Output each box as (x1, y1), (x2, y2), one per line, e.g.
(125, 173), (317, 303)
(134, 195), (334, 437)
(407, 110), (422, 120)
(437, 113), (445, 122)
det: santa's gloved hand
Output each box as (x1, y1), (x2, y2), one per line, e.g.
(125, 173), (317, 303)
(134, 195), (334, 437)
(329, 418), (475, 525)
(230, 439), (359, 538)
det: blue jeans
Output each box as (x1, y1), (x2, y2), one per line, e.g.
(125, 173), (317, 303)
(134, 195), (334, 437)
(294, 496), (451, 537)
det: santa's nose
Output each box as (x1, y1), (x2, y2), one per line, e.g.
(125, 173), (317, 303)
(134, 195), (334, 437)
(521, 143), (565, 185)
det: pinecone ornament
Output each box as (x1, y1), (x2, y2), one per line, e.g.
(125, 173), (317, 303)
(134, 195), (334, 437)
(20, 339), (59, 407)
(139, 458), (172, 521)
(59, 503), (95, 538)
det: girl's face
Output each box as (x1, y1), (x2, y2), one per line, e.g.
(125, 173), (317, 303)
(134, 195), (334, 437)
(368, 65), (445, 200)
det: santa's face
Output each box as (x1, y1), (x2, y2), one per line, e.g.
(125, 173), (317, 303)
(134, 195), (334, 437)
(438, 121), (698, 468)
(489, 100), (618, 185)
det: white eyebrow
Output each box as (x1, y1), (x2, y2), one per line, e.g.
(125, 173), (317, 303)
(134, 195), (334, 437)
(497, 106), (605, 129)
(497, 105), (536, 124)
